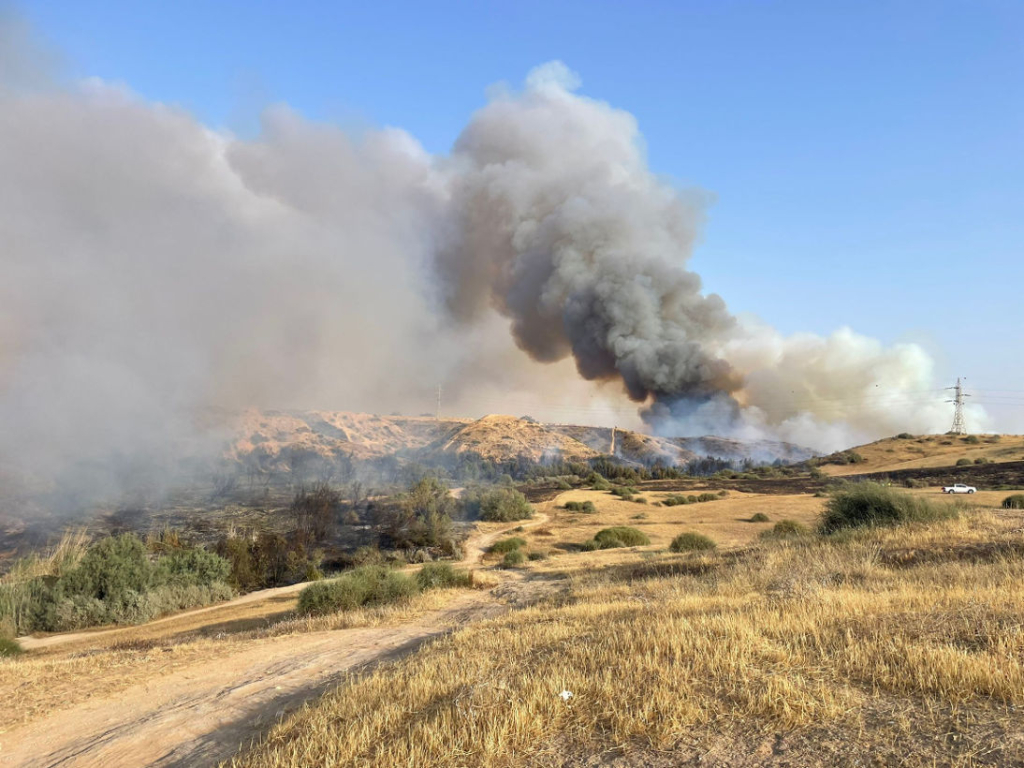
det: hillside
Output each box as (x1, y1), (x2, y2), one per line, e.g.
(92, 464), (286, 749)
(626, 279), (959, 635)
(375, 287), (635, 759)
(821, 433), (1024, 476)
(228, 410), (816, 468)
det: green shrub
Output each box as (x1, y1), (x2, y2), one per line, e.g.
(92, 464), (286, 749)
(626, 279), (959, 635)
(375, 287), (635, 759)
(297, 566), (419, 616)
(527, 551), (548, 561)
(590, 474), (611, 491)
(579, 539), (600, 552)
(669, 532), (716, 552)
(1002, 494), (1024, 510)
(556, 479), (572, 490)
(661, 495), (690, 507)
(415, 563), (473, 590)
(956, 458), (972, 466)
(765, 519), (810, 538)
(964, 435), (981, 444)
(696, 493), (719, 503)
(563, 501), (596, 513)
(490, 537), (526, 555)
(592, 527), (650, 549)
(474, 488), (535, 522)
(610, 487), (636, 499)
(974, 458), (990, 465)
(633, 497), (648, 505)
(749, 512), (770, 523)
(820, 483), (957, 534)
(895, 433), (915, 439)
(687, 495), (698, 504)
(0, 635), (22, 658)
(502, 550), (526, 567)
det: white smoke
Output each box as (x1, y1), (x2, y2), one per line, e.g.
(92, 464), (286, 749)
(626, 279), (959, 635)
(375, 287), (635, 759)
(0, 24), (980, 499)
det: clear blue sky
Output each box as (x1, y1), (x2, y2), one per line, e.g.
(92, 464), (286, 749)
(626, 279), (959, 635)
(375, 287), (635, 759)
(11, 0), (1024, 424)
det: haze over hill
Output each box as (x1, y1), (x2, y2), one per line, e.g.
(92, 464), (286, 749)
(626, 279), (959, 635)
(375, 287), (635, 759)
(228, 409), (818, 470)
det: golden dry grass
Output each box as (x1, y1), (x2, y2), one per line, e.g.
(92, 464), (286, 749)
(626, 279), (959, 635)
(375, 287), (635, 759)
(823, 433), (1024, 476)
(522, 488), (822, 553)
(231, 506), (1024, 767)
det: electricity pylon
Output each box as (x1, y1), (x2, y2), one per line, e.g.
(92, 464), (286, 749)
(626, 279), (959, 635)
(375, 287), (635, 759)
(946, 378), (969, 435)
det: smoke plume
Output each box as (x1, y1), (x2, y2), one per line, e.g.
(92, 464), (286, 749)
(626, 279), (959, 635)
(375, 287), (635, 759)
(0, 26), (982, 501)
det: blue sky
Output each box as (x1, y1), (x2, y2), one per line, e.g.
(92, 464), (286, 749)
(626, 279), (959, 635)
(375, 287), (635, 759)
(11, 0), (1024, 425)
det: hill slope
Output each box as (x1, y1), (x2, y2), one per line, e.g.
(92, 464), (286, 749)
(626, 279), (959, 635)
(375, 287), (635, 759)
(821, 433), (1024, 476)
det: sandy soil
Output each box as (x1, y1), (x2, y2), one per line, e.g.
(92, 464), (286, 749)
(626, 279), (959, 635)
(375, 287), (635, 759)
(0, 515), (548, 768)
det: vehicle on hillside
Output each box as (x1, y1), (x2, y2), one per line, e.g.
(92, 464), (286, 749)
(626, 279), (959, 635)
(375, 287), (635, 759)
(943, 483), (976, 494)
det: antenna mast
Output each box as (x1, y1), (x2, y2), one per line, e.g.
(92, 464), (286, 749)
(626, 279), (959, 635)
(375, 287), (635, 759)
(946, 378), (969, 435)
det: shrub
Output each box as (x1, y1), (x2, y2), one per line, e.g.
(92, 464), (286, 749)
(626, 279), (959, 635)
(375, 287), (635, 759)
(820, 483), (957, 534)
(669, 532), (716, 552)
(527, 551), (548, 561)
(0, 635), (22, 658)
(956, 458), (972, 466)
(696, 493), (719, 503)
(472, 488), (534, 522)
(964, 435), (981, 444)
(765, 520), (810, 538)
(592, 527), (650, 549)
(895, 433), (915, 439)
(556, 479), (572, 490)
(975, 458), (990, 465)
(415, 563), (473, 590)
(490, 537), (526, 555)
(502, 550), (526, 567)
(633, 497), (648, 505)
(563, 501), (596, 513)
(749, 513), (770, 523)
(590, 474), (611, 491)
(579, 539), (600, 552)
(297, 566), (419, 616)
(610, 487), (636, 499)
(661, 495), (689, 507)
(1002, 494), (1024, 510)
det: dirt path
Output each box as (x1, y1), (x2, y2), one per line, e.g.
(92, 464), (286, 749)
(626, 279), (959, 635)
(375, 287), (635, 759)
(1, 513), (551, 768)
(17, 512), (548, 653)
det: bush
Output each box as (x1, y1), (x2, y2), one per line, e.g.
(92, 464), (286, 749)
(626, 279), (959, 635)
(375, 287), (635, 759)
(633, 497), (648, 505)
(610, 487), (636, 499)
(527, 551), (548, 561)
(1002, 495), (1024, 510)
(895, 433), (915, 439)
(297, 566), (419, 616)
(964, 435), (981, 444)
(765, 520), (810, 538)
(563, 501), (596, 513)
(579, 539), (600, 552)
(975, 458), (990, 465)
(956, 458), (972, 466)
(490, 537), (526, 555)
(820, 483), (957, 534)
(0, 635), (22, 658)
(591, 527), (651, 549)
(472, 488), (534, 522)
(669, 532), (716, 552)
(749, 513), (770, 523)
(556, 479), (572, 490)
(661, 495), (690, 507)
(502, 550), (526, 567)
(415, 563), (473, 590)
(590, 474), (611, 491)
(696, 493), (719, 503)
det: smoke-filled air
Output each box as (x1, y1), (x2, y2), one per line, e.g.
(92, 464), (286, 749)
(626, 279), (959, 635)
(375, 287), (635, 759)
(0, 39), (985, 491)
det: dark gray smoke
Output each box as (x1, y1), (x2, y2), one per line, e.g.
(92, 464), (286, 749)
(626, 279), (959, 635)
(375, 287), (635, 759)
(438, 63), (743, 422)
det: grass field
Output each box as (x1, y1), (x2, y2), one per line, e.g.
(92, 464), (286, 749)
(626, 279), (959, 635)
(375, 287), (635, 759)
(226, 482), (1024, 767)
(7, 466), (1024, 766)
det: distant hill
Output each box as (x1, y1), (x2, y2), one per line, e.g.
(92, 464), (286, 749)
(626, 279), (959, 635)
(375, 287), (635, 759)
(819, 433), (1024, 476)
(227, 409), (816, 469)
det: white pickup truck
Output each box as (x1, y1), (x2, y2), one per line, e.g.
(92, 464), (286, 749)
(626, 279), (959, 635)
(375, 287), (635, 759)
(943, 483), (977, 494)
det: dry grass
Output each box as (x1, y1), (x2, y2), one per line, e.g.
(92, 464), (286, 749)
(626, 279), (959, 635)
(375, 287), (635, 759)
(529, 489), (820, 552)
(232, 507), (1024, 767)
(823, 433), (1024, 476)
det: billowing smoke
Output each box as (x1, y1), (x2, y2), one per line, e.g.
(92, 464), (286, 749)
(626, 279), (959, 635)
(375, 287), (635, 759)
(0, 21), (983, 505)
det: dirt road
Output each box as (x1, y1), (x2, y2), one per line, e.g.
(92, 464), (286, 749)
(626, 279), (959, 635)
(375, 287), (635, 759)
(1, 514), (549, 767)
